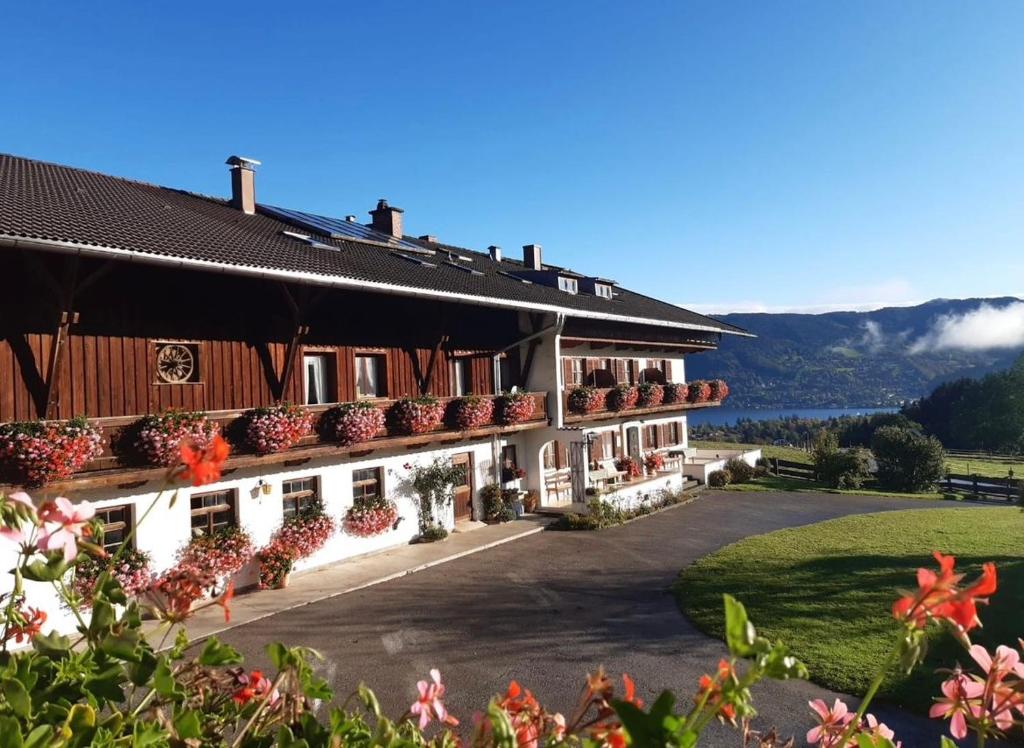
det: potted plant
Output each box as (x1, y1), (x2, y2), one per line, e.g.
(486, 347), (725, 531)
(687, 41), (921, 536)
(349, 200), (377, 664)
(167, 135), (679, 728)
(708, 379), (730, 402)
(687, 380), (712, 404)
(522, 490), (539, 513)
(132, 410), (218, 467)
(615, 457), (642, 480)
(0, 416), (103, 487)
(325, 401), (385, 446)
(242, 403), (313, 455)
(644, 452), (665, 474)
(567, 386), (604, 414)
(636, 382), (665, 408)
(606, 384), (639, 411)
(452, 396), (495, 430)
(343, 495), (399, 537)
(662, 382), (686, 404)
(495, 390), (536, 424)
(480, 484), (516, 523)
(388, 397), (445, 435)
(256, 540), (293, 589)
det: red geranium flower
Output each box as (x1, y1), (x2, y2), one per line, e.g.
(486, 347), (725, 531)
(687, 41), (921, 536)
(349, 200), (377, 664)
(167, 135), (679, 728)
(178, 435), (230, 487)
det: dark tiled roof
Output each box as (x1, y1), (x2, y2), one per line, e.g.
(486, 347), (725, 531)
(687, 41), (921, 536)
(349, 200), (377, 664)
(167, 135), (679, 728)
(0, 153), (748, 335)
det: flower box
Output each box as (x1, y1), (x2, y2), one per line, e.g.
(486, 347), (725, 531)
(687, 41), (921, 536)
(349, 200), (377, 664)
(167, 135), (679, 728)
(636, 383), (665, 408)
(72, 546), (152, 607)
(607, 384), (639, 411)
(344, 496), (400, 537)
(132, 410), (218, 467)
(325, 402), (385, 446)
(242, 403), (313, 455)
(709, 379), (730, 402)
(495, 391), (536, 424)
(687, 381), (712, 404)
(567, 386), (604, 415)
(451, 396), (494, 430)
(388, 398), (444, 435)
(0, 416), (103, 487)
(177, 526), (254, 580)
(662, 382), (686, 404)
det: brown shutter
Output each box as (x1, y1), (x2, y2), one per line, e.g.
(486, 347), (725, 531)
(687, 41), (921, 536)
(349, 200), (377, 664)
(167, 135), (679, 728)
(614, 359), (625, 383)
(663, 360), (672, 382)
(562, 359), (574, 388)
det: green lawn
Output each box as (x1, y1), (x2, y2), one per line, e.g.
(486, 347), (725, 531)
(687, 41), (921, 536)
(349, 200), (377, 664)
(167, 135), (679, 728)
(675, 508), (1024, 713)
(691, 440), (811, 464)
(945, 456), (1022, 480)
(717, 474), (949, 501)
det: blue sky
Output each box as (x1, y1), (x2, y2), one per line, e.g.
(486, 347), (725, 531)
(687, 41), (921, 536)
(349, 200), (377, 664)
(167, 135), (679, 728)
(3, 2), (1022, 313)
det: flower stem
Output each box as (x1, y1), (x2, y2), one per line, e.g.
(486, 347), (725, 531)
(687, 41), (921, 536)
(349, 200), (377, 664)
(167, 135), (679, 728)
(837, 646), (899, 744)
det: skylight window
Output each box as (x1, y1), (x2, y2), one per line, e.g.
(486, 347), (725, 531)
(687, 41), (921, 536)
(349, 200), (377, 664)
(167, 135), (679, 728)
(443, 260), (484, 275)
(390, 251), (437, 268)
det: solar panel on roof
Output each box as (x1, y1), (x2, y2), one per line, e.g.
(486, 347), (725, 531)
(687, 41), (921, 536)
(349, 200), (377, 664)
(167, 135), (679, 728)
(260, 204), (435, 255)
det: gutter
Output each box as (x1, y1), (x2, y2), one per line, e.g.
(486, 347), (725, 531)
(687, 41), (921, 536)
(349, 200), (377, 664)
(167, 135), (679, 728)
(0, 235), (755, 338)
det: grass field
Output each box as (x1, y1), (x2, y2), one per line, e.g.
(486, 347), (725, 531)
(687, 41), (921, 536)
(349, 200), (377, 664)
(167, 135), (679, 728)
(675, 508), (1024, 713)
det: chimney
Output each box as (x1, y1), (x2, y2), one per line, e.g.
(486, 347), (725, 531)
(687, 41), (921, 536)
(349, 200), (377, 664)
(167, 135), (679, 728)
(419, 234), (439, 244)
(523, 244), (543, 270)
(369, 198), (404, 239)
(225, 156), (260, 215)
(488, 245), (502, 262)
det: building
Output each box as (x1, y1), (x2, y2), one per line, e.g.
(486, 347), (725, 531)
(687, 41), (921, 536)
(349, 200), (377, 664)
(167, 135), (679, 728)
(0, 153), (752, 629)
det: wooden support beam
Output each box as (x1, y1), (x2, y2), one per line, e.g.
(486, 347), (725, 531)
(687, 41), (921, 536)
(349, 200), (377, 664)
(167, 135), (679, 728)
(43, 310), (78, 419)
(420, 335), (449, 395)
(277, 324), (310, 402)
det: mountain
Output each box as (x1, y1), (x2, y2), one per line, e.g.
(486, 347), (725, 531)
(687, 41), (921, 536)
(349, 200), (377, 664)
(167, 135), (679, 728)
(685, 297), (1024, 408)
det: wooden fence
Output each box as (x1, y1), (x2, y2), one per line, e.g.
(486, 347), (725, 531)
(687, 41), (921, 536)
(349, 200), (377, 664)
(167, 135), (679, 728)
(944, 473), (1023, 502)
(769, 458), (817, 481)
(946, 450), (1021, 465)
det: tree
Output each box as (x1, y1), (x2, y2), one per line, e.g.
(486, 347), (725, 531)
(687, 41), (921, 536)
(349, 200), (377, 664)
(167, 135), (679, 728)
(811, 432), (871, 489)
(871, 425), (946, 492)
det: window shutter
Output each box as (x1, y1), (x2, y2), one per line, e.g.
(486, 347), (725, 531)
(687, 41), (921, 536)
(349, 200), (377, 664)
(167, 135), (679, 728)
(562, 359), (573, 388)
(614, 359), (625, 383)
(663, 360), (672, 382)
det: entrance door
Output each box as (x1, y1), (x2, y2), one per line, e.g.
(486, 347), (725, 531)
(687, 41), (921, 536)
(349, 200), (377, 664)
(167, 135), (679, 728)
(451, 452), (474, 520)
(626, 427), (641, 462)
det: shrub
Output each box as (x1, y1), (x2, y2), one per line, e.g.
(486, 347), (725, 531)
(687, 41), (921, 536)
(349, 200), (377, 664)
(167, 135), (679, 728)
(452, 395), (494, 430)
(343, 495), (399, 537)
(0, 416), (103, 487)
(241, 403), (313, 455)
(707, 469), (730, 488)
(872, 425), (946, 492)
(387, 397), (444, 435)
(555, 511), (602, 531)
(132, 410), (218, 467)
(811, 433), (871, 489)
(687, 381), (712, 404)
(480, 483), (511, 522)
(662, 382), (687, 404)
(636, 382), (665, 407)
(708, 379), (730, 401)
(324, 401), (385, 446)
(606, 384), (639, 411)
(567, 385), (603, 414)
(724, 458), (754, 484)
(495, 390), (536, 424)
(753, 464), (770, 478)
(755, 456), (769, 468)
(419, 525), (449, 542)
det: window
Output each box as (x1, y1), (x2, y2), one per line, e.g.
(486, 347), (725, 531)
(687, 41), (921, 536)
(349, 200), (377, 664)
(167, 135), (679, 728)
(670, 422), (681, 446)
(501, 445), (520, 482)
(355, 354), (386, 398)
(625, 359), (636, 385)
(557, 276), (578, 294)
(282, 476), (319, 518)
(498, 356), (513, 391)
(190, 489), (236, 536)
(543, 442), (563, 470)
(352, 467), (383, 502)
(595, 284), (613, 299)
(303, 354), (334, 405)
(570, 358), (584, 386)
(452, 358), (472, 396)
(95, 504), (132, 553)
(154, 342), (200, 384)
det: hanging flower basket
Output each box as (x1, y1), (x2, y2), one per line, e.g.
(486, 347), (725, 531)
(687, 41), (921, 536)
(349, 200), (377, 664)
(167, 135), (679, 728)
(607, 384), (639, 411)
(687, 381), (712, 404)
(644, 452), (665, 473)
(256, 540), (293, 590)
(132, 410), (218, 467)
(324, 402), (385, 446)
(567, 386), (604, 415)
(388, 397), (444, 435)
(0, 416), (103, 487)
(495, 391), (536, 425)
(452, 396), (495, 430)
(242, 403), (313, 455)
(343, 496), (399, 537)
(615, 457), (642, 479)
(709, 379), (730, 402)
(72, 547), (152, 607)
(636, 383), (665, 408)
(662, 382), (686, 404)
(275, 506), (335, 559)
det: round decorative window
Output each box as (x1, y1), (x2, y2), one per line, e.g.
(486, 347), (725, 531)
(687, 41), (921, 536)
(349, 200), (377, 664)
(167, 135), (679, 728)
(156, 344), (195, 384)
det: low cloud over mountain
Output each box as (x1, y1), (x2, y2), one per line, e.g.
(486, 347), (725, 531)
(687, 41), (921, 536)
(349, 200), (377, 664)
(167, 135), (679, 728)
(908, 301), (1024, 353)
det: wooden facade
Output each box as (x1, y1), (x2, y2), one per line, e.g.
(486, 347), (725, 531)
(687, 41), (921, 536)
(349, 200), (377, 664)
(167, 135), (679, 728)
(0, 251), (522, 423)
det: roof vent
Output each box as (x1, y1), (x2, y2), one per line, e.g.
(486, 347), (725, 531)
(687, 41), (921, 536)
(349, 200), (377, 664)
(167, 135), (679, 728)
(369, 198), (404, 239)
(225, 155), (260, 215)
(345, 215), (358, 222)
(419, 235), (439, 243)
(488, 245), (502, 262)
(523, 244), (542, 270)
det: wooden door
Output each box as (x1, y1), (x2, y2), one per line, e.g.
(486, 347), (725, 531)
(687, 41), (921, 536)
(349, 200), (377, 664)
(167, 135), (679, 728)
(452, 452), (474, 520)
(626, 427), (641, 462)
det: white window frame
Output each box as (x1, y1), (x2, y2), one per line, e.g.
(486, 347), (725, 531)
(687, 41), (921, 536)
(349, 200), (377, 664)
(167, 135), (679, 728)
(355, 354), (386, 399)
(557, 277), (578, 294)
(453, 358), (472, 396)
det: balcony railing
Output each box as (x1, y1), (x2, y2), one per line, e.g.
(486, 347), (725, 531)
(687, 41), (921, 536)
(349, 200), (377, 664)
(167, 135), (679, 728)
(0, 392), (550, 493)
(562, 385), (723, 423)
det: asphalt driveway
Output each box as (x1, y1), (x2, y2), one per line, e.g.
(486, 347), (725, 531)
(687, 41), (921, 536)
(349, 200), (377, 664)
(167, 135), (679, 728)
(212, 492), (986, 746)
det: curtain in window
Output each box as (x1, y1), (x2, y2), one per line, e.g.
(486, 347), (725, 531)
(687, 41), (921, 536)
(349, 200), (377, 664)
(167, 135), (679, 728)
(356, 357), (378, 397)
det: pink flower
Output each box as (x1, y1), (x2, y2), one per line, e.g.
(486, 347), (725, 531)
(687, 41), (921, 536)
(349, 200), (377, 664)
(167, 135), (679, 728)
(968, 644), (1024, 730)
(807, 698), (854, 746)
(410, 668), (458, 730)
(37, 497), (95, 561)
(929, 670), (983, 739)
(1, 491), (37, 545)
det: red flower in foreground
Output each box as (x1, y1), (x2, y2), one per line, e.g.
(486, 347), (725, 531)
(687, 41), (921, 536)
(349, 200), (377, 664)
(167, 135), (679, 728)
(233, 668), (280, 708)
(5, 607), (47, 644)
(179, 435), (230, 487)
(215, 580), (235, 623)
(892, 552), (997, 633)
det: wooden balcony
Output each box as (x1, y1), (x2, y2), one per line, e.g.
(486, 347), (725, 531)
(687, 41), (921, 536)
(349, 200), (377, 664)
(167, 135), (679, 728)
(4, 393), (550, 494)
(562, 388), (721, 424)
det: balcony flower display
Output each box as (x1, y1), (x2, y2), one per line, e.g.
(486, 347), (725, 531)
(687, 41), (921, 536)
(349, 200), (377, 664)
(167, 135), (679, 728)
(343, 495), (400, 537)
(687, 380), (712, 404)
(176, 526), (254, 581)
(324, 401), (385, 446)
(607, 384), (639, 411)
(72, 546), (152, 606)
(615, 456), (642, 479)
(567, 385), (604, 414)
(495, 390), (536, 424)
(452, 395), (494, 430)
(0, 416), (103, 487)
(388, 397), (445, 435)
(242, 403), (313, 455)
(644, 452), (665, 473)
(709, 379), (730, 402)
(662, 382), (686, 404)
(133, 410), (218, 467)
(636, 382), (665, 408)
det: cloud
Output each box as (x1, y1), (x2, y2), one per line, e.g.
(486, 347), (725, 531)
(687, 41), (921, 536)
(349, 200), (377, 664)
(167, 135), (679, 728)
(859, 320), (885, 353)
(908, 302), (1024, 353)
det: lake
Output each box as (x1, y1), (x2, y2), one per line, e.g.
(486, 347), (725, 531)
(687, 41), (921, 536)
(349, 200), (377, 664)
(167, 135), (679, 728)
(687, 406), (897, 427)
